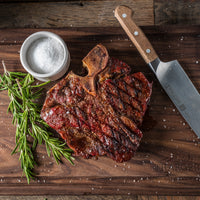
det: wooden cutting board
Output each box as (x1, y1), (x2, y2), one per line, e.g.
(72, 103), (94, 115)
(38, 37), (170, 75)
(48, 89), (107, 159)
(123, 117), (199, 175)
(0, 27), (200, 196)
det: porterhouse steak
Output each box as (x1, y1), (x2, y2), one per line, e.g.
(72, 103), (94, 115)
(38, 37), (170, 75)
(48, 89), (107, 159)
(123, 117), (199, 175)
(41, 44), (152, 162)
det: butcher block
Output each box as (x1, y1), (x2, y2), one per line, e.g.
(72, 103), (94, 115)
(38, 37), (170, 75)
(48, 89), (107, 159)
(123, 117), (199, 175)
(0, 26), (200, 196)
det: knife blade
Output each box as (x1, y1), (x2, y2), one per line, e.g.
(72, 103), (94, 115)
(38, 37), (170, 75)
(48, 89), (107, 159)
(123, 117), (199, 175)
(115, 5), (200, 138)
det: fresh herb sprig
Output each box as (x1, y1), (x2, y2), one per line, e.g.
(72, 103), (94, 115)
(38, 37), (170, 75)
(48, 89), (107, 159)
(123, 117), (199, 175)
(0, 61), (74, 183)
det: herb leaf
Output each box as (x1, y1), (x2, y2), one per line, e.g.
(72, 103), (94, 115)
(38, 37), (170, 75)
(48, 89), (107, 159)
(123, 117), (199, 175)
(0, 61), (74, 183)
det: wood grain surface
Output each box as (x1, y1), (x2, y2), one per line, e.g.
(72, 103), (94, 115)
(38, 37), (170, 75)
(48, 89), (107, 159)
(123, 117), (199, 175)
(0, 26), (200, 196)
(1, 0), (200, 199)
(0, 196), (200, 200)
(1, 0), (200, 28)
(154, 0), (200, 25)
(0, 0), (153, 28)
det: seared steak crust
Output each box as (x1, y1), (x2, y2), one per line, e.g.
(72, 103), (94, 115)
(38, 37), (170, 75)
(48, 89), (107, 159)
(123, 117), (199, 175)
(41, 45), (152, 162)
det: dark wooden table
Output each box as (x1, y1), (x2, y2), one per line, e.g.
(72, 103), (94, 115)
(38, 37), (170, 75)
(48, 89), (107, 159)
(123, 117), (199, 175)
(0, 1), (200, 200)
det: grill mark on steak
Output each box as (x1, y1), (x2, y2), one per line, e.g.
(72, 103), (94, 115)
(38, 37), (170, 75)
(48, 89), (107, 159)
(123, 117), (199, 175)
(48, 98), (136, 160)
(44, 105), (108, 158)
(95, 94), (142, 148)
(41, 44), (152, 162)
(76, 97), (138, 154)
(99, 77), (148, 126)
(91, 100), (138, 151)
(107, 80), (142, 112)
(100, 80), (142, 120)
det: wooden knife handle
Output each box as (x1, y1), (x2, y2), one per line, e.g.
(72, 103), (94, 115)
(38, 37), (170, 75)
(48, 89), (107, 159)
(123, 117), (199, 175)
(115, 5), (158, 64)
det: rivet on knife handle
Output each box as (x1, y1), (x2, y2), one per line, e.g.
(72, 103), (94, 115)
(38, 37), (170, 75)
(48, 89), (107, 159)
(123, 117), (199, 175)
(114, 5), (158, 64)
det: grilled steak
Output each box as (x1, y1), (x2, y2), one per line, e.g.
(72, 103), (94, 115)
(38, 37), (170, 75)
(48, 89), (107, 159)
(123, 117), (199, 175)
(41, 44), (152, 162)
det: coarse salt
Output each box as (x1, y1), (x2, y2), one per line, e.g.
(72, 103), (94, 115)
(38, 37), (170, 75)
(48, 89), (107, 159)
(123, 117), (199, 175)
(27, 37), (64, 74)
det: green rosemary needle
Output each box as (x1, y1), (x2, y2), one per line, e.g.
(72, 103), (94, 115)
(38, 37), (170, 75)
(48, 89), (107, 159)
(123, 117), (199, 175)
(0, 61), (74, 183)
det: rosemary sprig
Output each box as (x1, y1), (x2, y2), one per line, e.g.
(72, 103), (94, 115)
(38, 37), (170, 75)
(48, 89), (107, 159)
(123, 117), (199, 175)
(0, 61), (74, 183)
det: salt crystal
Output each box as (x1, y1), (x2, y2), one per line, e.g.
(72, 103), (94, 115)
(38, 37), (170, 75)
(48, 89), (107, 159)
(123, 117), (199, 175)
(27, 37), (64, 74)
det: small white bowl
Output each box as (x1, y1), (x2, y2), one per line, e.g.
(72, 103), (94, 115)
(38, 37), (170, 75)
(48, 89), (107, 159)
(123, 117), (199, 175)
(20, 31), (70, 82)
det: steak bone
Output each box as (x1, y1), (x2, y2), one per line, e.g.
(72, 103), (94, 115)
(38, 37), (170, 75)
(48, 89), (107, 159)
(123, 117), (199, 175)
(71, 44), (109, 96)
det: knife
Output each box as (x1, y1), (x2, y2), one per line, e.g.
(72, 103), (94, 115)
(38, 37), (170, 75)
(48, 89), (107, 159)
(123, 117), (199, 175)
(115, 5), (200, 138)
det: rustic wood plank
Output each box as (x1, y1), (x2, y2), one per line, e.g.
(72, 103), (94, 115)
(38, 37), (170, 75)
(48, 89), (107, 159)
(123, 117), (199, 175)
(0, 0), (153, 28)
(1, 0), (200, 28)
(154, 0), (200, 25)
(0, 196), (199, 200)
(0, 196), (138, 200)
(0, 0), (86, 1)
(0, 27), (200, 195)
(2, 0), (108, 1)
(139, 197), (200, 200)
